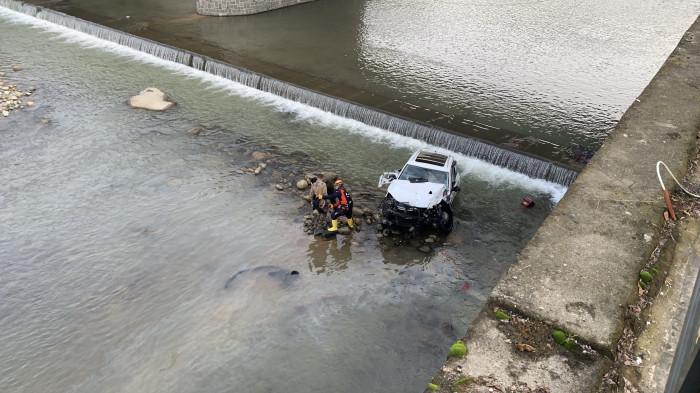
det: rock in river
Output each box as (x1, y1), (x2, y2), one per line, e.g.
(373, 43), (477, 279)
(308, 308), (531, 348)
(128, 87), (176, 111)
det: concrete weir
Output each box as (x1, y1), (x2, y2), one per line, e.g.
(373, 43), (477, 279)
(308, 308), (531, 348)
(426, 15), (700, 393)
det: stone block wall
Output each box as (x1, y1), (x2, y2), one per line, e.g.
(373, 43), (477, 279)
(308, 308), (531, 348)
(196, 0), (316, 16)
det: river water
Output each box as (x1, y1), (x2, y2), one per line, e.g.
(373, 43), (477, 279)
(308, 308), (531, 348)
(18, 0), (700, 150)
(0, 7), (568, 393)
(1, 2), (698, 393)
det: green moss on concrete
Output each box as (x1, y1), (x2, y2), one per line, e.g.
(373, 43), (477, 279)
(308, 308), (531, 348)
(640, 271), (653, 283)
(449, 340), (467, 358)
(494, 310), (510, 320)
(428, 383), (439, 391)
(553, 330), (567, 345)
(563, 340), (580, 353)
(451, 377), (473, 391)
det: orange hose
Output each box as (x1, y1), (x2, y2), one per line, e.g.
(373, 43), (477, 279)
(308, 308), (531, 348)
(664, 189), (677, 220)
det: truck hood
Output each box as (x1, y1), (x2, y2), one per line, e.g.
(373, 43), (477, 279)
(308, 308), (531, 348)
(386, 180), (446, 208)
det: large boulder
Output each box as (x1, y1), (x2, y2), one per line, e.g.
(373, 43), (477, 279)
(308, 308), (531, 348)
(128, 87), (176, 111)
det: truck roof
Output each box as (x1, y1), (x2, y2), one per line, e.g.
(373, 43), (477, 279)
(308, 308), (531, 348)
(409, 150), (451, 170)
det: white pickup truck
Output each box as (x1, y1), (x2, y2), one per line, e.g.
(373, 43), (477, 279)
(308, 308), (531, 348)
(378, 150), (461, 234)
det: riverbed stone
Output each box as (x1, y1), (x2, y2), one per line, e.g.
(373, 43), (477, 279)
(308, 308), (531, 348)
(251, 151), (269, 160)
(418, 245), (431, 253)
(323, 172), (338, 181)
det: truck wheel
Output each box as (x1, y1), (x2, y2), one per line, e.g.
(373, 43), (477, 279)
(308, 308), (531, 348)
(436, 205), (453, 233)
(380, 199), (390, 217)
(380, 199), (393, 224)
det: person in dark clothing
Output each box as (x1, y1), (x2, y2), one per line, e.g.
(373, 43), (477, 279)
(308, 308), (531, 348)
(317, 179), (354, 232)
(310, 174), (329, 229)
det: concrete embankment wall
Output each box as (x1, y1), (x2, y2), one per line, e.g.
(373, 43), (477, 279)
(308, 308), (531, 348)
(425, 15), (700, 393)
(196, 0), (315, 16)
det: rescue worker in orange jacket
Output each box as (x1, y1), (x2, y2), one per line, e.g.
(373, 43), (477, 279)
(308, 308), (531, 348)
(318, 179), (354, 232)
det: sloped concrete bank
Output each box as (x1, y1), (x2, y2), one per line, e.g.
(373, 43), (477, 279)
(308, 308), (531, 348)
(424, 15), (700, 393)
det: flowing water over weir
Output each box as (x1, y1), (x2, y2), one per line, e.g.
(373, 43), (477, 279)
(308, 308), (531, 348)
(0, 0), (579, 186)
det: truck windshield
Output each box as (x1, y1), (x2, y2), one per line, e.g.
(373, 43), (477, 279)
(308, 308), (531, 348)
(398, 164), (448, 188)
